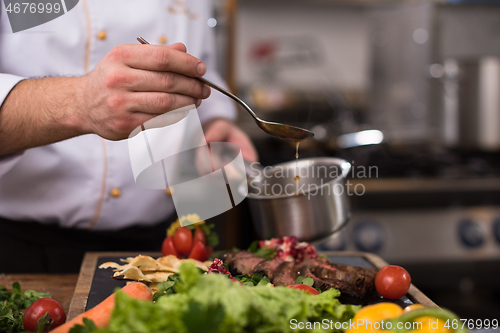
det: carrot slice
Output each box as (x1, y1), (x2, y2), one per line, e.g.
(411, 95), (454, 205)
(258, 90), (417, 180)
(51, 282), (152, 333)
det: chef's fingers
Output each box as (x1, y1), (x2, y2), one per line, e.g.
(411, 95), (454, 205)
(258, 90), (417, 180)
(168, 43), (187, 53)
(129, 92), (202, 114)
(204, 119), (259, 162)
(116, 44), (206, 77)
(128, 69), (211, 100)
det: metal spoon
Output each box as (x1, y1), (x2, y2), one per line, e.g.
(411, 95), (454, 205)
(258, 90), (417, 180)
(137, 36), (314, 141)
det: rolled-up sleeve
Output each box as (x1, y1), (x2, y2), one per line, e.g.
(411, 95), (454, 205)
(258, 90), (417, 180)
(0, 73), (24, 103)
(0, 73), (26, 177)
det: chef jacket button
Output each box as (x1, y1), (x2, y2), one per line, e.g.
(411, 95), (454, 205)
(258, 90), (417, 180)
(165, 188), (173, 196)
(158, 35), (168, 45)
(110, 188), (121, 198)
(97, 30), (107, 40)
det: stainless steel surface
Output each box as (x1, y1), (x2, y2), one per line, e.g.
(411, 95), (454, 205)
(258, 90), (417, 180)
(137, 37), (314, 142)
(439, 4), (500, 59)
(320, 205), (500, 264)
(441, 57), (500, 150)
(316, 175), (500, 263)
(437, 4), (500, 151)
(336, 130), (384, 149)
(243, 157), (351, 242)
(368, 3), (500, 150)
(368, 3), (434, 142)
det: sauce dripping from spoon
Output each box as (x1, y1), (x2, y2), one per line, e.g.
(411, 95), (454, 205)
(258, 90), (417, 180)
(294, 141), (300, 181)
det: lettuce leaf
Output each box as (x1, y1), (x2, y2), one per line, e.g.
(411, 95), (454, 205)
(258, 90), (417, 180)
(75, 263), (359, 333)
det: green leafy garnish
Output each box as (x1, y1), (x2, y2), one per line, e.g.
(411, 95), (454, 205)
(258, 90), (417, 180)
(34, 312), (53, 333)
(152, 265), (206, 302)
(68, 318), (97, 333)
(80, 262), (359, 333)
(198, 224), (219, 247)
(153, 276), (179, 302)
(247, 241), (276, 260)
(252, 246), (276, 260)
(234, 273), (271, 287)
(295, 276), (315, 287)
(0, 300), (24, 333)
(0, 282), (52, 333)
(247, 241), (259, 253)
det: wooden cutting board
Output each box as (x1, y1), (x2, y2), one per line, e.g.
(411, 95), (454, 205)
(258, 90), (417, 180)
(67, 251), (437, 320)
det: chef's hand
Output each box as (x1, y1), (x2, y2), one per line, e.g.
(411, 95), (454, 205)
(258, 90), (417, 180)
(203, 118), (258, 162)
(79, 43), (211, 140)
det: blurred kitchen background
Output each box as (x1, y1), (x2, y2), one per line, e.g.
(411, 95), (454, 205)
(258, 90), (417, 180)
(207, 0), (500, 319)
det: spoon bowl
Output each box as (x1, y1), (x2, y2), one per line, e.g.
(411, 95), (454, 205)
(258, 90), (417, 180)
(196, 77), (314, 142)
(257, 120), (314, 141)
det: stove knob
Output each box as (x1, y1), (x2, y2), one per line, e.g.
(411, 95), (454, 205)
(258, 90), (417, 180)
(458, 219), (484, 248)
(493, 218), (500, 244)
(353, 221), (384, 253)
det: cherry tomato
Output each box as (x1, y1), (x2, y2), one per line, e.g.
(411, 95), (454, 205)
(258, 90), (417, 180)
(375, 265), (411, 300)
(161, 236), (180, 258)
(188, 241), (208, 261)
(287, 284), (320, 295)
(23, 298), (66, 332)
(206, 246), (214, 259)
(193, 227), (206, 247)
(173, 227), (193, 255)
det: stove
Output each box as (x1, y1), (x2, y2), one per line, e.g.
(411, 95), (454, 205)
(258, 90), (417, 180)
(313, 144), (500, 264)
(250, 137), (500, 319)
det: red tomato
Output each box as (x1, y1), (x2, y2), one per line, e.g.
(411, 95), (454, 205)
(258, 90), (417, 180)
(206, 246), (214, 259)
(188, 241), (208, 261)
(375, 265), (412, 300)
(161, 236), (180, 258)
(193, 227), (206, 247)
(173, 227), (193, 255)
(23, 298), (66, 332)
(287, 284), (320, 295)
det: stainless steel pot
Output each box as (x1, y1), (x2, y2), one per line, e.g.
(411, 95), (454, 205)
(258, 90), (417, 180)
(441, 57), (500, 151)
(241, 157), (352, 242)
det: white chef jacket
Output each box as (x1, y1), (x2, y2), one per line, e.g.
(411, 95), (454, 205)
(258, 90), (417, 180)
(0, 0), (236, 230)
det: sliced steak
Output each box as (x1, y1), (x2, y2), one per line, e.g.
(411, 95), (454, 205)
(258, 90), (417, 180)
(271, 261), (297, 286)
(312, 258), (377, 280)
(220, 250), (377, 298)
(220, 251), (265, 276)
(252, 258), (284, 281)
(319, 277), (367, 298)
(299, 258), (377, 298)
(295, 265), (331, 292)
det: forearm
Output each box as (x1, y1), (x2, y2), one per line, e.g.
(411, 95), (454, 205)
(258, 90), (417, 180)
(0, 43), (211, 156)
(0, 77), (87, 156)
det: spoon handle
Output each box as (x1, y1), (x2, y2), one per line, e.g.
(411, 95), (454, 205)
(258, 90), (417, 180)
(196, 77), (259, 121)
